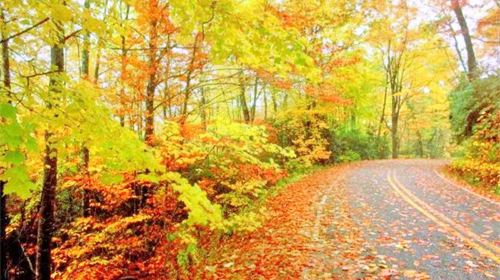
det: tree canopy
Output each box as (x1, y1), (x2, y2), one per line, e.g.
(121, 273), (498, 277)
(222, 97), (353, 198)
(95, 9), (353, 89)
(0, 0), (498, 278)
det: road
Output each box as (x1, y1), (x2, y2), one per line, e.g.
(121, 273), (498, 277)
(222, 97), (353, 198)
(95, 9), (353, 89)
(211, 159), (499, 279)
(340, 159), (499, 279)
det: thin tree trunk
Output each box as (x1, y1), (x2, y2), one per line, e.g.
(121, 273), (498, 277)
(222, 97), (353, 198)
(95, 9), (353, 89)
(144, 11), (159, 143)
(1, 13), (10, 96)
(36, 132), (58, 280)
(119, 3), (130, 127)
(451, 0), (478, 80)
(391, 100), (399, 159)
(282, 94), (288, 110)
(385, 40), (404, 159)
(36, 17), (64, 280)
(0, 182), (6, 280)
(271, 90), (278, 115)
(447, 22), (467, 73)
(200, 87), (207, 131)
(377, 73), (388, 138)
(81, 0), (91, 218)
(91, 0), (108, 84)
(182, 34), (200, 119)
(238, 77), (250, 123)
(250, 77), (259, 122)
(145, 79), (156, 142)
(163, 35), (171, 119)
(263, 88), (268, 120)
(416, 130), (424, 157)
(0, 9), (11, 279)
(137, 103), (143, 138)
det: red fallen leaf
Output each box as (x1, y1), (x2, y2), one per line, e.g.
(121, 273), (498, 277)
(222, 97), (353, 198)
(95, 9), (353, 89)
(380, 268), (397, 278)
(195, 165), (368, 279)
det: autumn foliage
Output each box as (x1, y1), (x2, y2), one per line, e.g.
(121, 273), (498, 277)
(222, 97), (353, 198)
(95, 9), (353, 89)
(450, 111), (500, 191)
(0, 0), (498, 278)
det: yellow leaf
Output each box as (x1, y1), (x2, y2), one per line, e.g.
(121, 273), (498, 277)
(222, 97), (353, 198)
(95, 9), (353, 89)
(84, 17), (106, 34)
(51, 4), (73, 22)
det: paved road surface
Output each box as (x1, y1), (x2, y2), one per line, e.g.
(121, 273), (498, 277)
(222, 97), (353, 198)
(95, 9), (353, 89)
(342, 160), (499, 279)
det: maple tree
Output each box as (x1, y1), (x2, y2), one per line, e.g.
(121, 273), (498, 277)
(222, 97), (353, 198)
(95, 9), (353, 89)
(0, 0), (497, 278)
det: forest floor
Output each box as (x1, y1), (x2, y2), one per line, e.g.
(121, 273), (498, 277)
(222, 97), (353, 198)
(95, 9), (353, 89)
(204, 159), (499, 279)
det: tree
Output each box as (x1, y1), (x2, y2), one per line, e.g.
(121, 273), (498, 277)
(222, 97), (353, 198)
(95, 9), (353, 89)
(450, 0), (478, 80)
(35, 7), (65, 280)
(81, 0), (91, 217)
(1, 3), (49, 278)
(368, 1), (455, 158)
(0, 8), (11, 279)
(0, 0), (475, 277)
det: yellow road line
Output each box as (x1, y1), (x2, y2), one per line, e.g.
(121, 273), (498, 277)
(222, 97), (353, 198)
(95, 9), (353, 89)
(391, 171), (500, 256)
(386, 170), (500, 264)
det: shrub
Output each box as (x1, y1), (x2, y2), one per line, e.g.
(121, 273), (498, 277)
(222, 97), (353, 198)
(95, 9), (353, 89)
(158, 121), (294, 213)
(450, 111), (499, 190)
(329, 124), (386, 162)
(273, 110), (331, 168)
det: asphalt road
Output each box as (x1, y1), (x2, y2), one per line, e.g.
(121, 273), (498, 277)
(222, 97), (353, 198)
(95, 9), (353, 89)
(344, 160), (499, 279)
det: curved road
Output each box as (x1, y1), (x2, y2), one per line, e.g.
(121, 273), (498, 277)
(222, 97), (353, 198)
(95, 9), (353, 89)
(342, 160), (499, 279)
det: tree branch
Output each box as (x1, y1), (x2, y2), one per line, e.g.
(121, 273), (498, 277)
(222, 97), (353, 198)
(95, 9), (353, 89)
(64, 29), (82, 42)
(0, 17), (49, 43)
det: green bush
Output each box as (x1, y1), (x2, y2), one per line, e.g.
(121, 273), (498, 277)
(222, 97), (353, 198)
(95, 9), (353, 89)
(328, 124), (387, 162)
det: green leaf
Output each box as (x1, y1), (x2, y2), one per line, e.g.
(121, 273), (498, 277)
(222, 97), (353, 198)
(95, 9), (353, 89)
(5, 151), (25, 165)
(26, 137), (38, 151)
(137, 173), (160, 183)
(294, 55), (306, 66)
(5, 122), (23, 137)
(100, 173), (124, 185)
(0, 104), (16, 119)
(166, 233), (177, 242)
(1, 166), (36, 199)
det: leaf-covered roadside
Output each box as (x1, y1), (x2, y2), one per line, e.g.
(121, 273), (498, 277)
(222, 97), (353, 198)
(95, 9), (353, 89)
(197, 165), (364, 279)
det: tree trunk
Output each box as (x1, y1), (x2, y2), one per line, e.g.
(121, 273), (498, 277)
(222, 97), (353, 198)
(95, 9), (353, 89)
(271, 90), (278, 115)
(0, 182), (6, 280)
(447, 22), (467, 73)
(36, 133), (58, 280)
(263, 88), (268, 120)
(416, 130), (424, 157)
(377, 73), (388, 138)
(200, 87), (207, 131)
(250, 77), (259, 122)
(181, 34), (200, 119)
(451, 0), (477, 80)
(385, 40), (404, 160)
(144, 15), (159, 143)
(162, 35), (172, 120)
(81, 0), (91, 218)
(1, 9), (11, 279)
(81, 147), (90, 217)
(391, 113), (399, 159)
(92, 0), (108, 83)
(239, 77), (250, 123)
(36, 18), (64, 280)
(1, 14), (10, 97)
(119, 3), (130, 127)
(81, 0), (90, 80)
(282, 94), (288, 110)
(144, 78), (156, 143)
